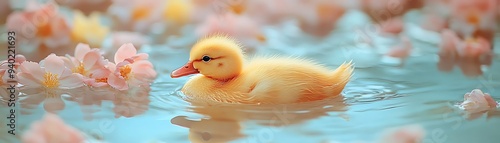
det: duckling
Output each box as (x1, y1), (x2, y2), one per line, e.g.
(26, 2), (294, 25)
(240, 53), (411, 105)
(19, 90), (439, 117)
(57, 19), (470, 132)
(171, 35), (354, 104)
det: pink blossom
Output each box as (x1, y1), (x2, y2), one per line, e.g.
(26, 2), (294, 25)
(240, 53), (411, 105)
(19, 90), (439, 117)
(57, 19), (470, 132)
(21, 113), (85, 143)
(17, 54), (84, 89)
(437, 29), (492, 77)
(107, 43), (156, 90)
(296, 0), (346, 37)
(456, 37), (491, 58)
(55, 0), (112, 15)
(378, 125), (426, 143)
(459, 89), (498, 112)
(113, 43), (149, 63)
(196, 13), (266, 51)
(0, 0), (12, 24)
(0, 55), (26, 85)
(61, 43), (110, 87)
(448, 0), (497, 38)
(6, 0), (71, 49)
(107, 0), (164, 33)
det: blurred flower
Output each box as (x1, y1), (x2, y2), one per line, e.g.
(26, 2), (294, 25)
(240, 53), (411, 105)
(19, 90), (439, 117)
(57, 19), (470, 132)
(162, 0), (193, 25)
(458, 89), (498, 113)
(21, 113), (85, 143)
(196, 13), (265, 52)
(244, 0), (296, 24)
(360, 0), (424, 22)
(448, 0), (497, 42)
(6, 0), (71, 49)
(108, 0), (164, 33)
(296, 0), (346, 37)
(437, 29), (492, 77)
(0, 0), (12, 24)
(54, 0), (112, 15)
(107, 44), (156, 90)
(17, 54), (84, 89)
(456, 37), (491, 58)
(70, 11), (110, 48)
(0, 55), (26, 85)
(377, 125), (426, 143)
(61, 43), (110, 87)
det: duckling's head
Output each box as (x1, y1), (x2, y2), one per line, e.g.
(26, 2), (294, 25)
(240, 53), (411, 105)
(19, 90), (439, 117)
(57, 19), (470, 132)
(171, 35), (244, 81)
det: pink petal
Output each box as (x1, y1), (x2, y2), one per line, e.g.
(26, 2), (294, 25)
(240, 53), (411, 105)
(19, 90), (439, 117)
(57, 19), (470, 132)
(89, 68), (111, 78)
(1, 70), (8, 84)
(114, 43), (137, 63)
(74, 43), (92, 61)
(131, 60), (157, 79)
(132, 53), (149, 61)
(42, 54), (66, 77)
(61, 56), (76, 69)
(18, 72), (42, 88)
(16, 54), (27, 64)
(82, 50), (100, 70)
(484, 93), (498, 108)
(19, 61), (45, 82)
(108, 74), (128, 90)
(59, 74), (84, 89)
(107, 62), (117, 72)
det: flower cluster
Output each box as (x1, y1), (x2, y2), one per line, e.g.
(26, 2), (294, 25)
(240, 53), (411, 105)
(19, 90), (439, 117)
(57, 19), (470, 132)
(16, 43), (156, 91)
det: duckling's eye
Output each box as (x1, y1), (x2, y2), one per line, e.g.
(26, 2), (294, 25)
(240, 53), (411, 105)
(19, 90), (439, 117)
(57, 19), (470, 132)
(202, 55), (211, 62)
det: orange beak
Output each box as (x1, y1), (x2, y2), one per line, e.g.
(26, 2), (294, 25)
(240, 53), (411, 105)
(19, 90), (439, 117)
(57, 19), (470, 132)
(171, 61), (199, 78)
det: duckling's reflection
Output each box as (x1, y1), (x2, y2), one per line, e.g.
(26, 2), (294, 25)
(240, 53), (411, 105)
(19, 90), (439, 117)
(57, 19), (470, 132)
(171, 96), (348, 143)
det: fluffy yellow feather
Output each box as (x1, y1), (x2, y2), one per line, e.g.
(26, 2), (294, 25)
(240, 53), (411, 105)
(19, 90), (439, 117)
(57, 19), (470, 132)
(171, 35), (354, 104)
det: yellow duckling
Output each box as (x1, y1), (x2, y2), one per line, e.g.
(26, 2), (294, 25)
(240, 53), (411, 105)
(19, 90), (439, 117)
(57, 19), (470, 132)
(171, 35), (354, 104)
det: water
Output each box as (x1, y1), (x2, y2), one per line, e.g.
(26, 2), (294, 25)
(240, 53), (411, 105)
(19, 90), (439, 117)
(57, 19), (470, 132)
(2, 10), (500, 143)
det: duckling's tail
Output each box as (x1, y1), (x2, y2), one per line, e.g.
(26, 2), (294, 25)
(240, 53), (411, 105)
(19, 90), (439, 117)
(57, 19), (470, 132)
(329, 60), (354, 95)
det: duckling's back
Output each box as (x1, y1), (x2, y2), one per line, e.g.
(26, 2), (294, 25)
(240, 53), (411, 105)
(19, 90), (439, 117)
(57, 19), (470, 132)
(238, 57), (354, 103)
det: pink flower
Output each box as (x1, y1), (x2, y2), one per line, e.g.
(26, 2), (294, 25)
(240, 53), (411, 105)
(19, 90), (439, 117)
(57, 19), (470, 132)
(296, 0), (346, 37)
(378, 125), (426, 143)
(456, 37), (491, 58)
(6, 0), (71, 49)
(0, 55), (26, 85)
(107, 0), (164, 33)
(107, 43), (156, 90)
(61, 43), (110, 87)
(21, 113), (85, 143)
(437, 29), (493, 77)
(459, 89), (498, 112)
(196, 13), (265, 51)
(17, 54), (84, 89)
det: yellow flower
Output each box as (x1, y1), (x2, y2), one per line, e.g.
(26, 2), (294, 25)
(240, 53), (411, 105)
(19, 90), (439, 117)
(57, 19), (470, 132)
(71, 11), (110, 48)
